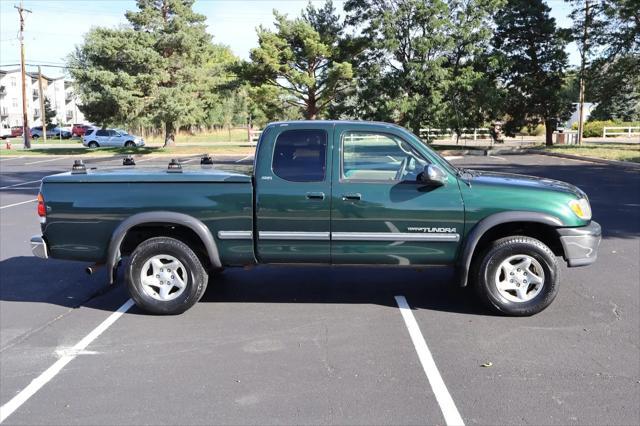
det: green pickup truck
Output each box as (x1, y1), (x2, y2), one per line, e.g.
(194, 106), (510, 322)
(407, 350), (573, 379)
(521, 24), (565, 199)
(31, 121), (600, 316)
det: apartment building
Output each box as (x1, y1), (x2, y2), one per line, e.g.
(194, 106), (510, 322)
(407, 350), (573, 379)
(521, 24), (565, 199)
(0, 68), (86, 129)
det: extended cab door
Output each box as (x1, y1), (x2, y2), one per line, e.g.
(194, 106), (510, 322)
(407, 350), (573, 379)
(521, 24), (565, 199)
(254, 123), (332, 263)
(330, 123), (464, 265)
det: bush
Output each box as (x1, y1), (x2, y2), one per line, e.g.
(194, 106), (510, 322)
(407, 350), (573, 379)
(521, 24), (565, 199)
(519, 124), (545, 136)
(571, 120), (640, 137)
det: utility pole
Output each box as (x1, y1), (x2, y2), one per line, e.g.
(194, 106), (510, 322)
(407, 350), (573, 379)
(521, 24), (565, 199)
(37, 66), (46, 142)
(15, 1), (32, 149)
(576, 0), (590, 146)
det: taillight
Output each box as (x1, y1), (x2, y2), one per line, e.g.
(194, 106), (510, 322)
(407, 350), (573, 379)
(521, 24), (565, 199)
(37, 193), (46, 218)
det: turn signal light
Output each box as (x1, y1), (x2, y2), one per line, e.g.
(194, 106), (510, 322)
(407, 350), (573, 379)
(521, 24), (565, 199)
(37, 193), (46, 217)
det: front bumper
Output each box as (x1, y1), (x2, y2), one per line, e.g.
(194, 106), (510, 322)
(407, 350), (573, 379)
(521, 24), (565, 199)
(30, 235), (48, 259)
(557, 221), (601, 267)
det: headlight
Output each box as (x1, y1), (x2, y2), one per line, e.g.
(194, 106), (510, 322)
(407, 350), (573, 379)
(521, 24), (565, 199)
(569, 198), (592, 220)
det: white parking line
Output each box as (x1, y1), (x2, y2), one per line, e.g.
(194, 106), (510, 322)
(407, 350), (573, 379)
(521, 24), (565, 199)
(488, 155), (507, 161)
(179, 158), (193, 164)
(394, 295), (465, 426)
(0, 179), (41, 190)
(0, 299), (134, 424)
(235, 155), (253, 163)
(134, 156), (158, 163)
(0, 156), (24, 162)
(0, 199), (37, 210)
(23, 158), (64, 165)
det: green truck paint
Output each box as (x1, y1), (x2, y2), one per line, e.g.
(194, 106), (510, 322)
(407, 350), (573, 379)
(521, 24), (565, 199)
(32, 120), (601, 314)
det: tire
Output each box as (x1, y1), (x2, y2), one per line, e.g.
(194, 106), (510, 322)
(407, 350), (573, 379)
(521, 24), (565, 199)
(32, 134), (39, 139)
(124, 141), (135, 148)
(472, 236), (558, 316)
(88, 141), (99, 148)
(126, 237), (208, 315)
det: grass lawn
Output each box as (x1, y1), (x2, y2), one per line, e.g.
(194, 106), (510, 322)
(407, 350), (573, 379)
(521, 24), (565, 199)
(144, 128), (251, 144)
(3, 137), (83, 145)
(0, 144), (254, 157)
(538, 144), (640, 163)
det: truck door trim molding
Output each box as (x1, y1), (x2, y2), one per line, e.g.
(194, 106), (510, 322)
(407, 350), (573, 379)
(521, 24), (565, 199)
(259, 231), (330, 241)
(218, 230), (253, 240)
(457, 211), (563, 287)
(332, 232), (460, 242)
(106, 211), (222, 284)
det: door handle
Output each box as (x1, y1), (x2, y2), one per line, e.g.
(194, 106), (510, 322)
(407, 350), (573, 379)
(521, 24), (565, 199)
(342, 193), (361, 201)
(306, 192), (325, 200)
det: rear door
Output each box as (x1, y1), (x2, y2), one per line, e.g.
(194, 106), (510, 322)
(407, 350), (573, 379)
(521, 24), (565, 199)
(254, 123), (332, 263)
(94, 129), (109, 145)
(106, 130), (120, 146)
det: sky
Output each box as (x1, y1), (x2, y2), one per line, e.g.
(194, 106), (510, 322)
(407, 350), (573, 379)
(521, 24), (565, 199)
(0, 0), (578, 79)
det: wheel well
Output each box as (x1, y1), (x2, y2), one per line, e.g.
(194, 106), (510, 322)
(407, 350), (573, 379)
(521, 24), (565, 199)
(471, 221), (564, 263)
(120, 223), (212, 269)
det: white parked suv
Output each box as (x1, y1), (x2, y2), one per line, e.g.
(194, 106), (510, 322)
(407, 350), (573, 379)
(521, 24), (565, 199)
(83, 128), (145, 148)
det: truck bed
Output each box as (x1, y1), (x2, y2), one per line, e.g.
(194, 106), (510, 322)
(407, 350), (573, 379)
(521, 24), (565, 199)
(40, 166), (255, 265)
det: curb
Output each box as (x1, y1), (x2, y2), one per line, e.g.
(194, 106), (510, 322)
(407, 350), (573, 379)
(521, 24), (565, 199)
(526, 150), (640, 170)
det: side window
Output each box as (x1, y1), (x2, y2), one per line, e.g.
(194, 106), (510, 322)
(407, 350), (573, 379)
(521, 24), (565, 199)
(95, 129), (109, 137)
(272, 129), (327, 182)
(85, 129), (94, 136)
(108, 130), (118, 136)
(342, 132), (427, 181)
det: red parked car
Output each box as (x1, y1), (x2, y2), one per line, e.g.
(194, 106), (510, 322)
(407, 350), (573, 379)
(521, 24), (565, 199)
(11, 126), (24, 137)
(72, 124), (91, 137)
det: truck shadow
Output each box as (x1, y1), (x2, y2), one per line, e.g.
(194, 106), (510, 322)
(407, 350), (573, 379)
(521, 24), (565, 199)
(0, 256), (488, 315)
(199, 264), (487, 315)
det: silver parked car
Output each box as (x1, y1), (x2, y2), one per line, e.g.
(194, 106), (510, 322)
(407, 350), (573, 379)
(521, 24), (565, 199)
(83, 128), (144, 148)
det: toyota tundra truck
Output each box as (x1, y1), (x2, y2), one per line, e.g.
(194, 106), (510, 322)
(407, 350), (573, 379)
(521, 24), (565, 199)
(31, 121), (601, 315)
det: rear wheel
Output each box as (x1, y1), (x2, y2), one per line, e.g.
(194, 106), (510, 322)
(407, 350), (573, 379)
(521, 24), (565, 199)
(473, 236), (558, 316)
(88, 141), (99, 148)
(126, 237), (208, 315)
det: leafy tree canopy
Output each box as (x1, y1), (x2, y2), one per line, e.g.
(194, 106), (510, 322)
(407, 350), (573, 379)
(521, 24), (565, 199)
(492, 0), (574, 145)
(69, 0), (233, 145)
(241, 1), (354, 119)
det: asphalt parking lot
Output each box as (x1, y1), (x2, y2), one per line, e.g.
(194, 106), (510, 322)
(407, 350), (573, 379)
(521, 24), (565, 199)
(0, 153), (638, 425)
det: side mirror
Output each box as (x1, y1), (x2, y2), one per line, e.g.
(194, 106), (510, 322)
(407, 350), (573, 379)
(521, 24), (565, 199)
(419, 164), (448, 186)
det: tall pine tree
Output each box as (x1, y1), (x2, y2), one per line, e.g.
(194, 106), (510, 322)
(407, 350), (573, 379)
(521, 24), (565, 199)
(241, 1), (354, 120)
(69, 0), (218, 146)
(492, 0), (574, 145)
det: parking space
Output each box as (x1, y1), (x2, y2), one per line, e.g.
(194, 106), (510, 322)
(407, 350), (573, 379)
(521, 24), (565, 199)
(0, 154), (638, 425)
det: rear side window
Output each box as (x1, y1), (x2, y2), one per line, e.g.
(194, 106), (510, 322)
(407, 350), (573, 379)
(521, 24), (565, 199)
(85, 129), (94, 136)
(95, 129), (108, 137)
(272, 129), (327, 182)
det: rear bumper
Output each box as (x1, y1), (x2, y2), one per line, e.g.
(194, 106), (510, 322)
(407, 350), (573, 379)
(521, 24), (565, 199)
(557, 221), (601, 267)
(30, 235), (48, 259)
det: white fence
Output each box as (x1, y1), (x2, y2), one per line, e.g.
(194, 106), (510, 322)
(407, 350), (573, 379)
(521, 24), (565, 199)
(603, 126), (640, 138)
(419, 128), (491, 142)
(248, 129), (262, 145)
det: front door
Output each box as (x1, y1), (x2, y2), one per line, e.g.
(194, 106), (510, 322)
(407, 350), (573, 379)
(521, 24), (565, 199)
(254, 124), (332, 263)
(330, 124), (464, 265)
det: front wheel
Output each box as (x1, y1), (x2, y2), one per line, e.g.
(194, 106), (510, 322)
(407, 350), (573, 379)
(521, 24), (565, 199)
(124, 141), (135, 148)
(472, 236), (558, 316)
(126, 237), (208, 314)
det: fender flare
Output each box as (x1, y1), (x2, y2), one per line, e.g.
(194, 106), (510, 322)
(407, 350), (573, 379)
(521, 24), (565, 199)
(106, 211), (221, 284)
(458, 211), (563, 287)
